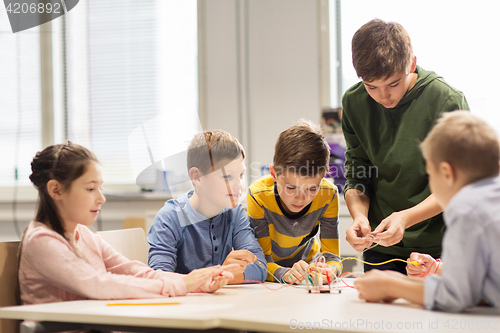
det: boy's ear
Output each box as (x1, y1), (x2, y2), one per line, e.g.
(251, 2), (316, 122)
(439, 161), (457, 187)
(410, 55), (417, 73)
(269, 165), (277, 182)
(189, 167), (203, 186)
(46, 179), (63, 200)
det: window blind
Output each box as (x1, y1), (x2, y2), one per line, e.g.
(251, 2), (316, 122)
(64, 0), (199, 185)
(0, 9), (42, 187)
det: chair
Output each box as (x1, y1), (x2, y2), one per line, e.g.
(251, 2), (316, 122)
(97, 228), (150, 265)
(0, 241), (20, 333)
(123, 216), (146, 231)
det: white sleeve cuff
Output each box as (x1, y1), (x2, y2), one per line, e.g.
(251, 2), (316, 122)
(424, 275), (442, 310)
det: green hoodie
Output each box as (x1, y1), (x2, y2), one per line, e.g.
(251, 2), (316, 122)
(341, 66), (469, 258)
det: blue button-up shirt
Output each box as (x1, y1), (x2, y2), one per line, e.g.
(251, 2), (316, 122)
(424, 176), (500, 312)
(148, 190), (266, 282)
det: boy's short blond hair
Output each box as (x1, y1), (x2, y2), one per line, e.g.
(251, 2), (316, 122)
(273, 119), (330, 177)
(187, 130), (245, 175)
(421, 111), (500, 182)
(352, 18), (413, 82)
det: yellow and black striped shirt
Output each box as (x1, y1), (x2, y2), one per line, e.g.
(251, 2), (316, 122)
(247, 175), (341, 282)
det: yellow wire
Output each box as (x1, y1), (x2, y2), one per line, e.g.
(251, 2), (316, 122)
(340, 257), (420, 266)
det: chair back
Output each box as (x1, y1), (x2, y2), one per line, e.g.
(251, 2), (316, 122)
(0, 241), (20, 333)
(97, 228), (150, 264)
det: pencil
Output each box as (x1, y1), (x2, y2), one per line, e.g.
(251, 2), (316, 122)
(106, 302), (181, 306)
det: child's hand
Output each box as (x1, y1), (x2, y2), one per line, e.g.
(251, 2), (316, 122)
(222, 250), (255, 276)
(204, 271), (235, 293)
(309, 262), (336, 283)
(346, 216), (373, 252)
(182, 266), (226, 293)
(283, 260), (309, 284)
(354, 269), (400, 303)
(221, 263), (242, 272)
(406, 252), (436, 277)
(372, 211), (408, 247)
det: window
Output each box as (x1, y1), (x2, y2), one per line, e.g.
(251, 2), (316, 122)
(0, 0), (199, 189)
(63, 0), (199, 186)
(0, 12), (41, 187)
(331, 0), (499, 133)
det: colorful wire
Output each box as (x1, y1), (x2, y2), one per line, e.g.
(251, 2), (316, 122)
(242, 235), (434, 292)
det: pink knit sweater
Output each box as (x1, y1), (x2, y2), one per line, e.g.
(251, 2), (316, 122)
(19, 221), (188, 305)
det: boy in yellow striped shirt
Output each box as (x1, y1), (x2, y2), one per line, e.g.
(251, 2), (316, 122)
(247, 120), (342, 283)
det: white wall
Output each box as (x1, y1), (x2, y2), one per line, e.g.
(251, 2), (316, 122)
(199, 0), (356, 259)
(201, 0), (326, 183)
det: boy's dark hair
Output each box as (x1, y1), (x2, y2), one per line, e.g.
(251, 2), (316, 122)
(421, 111), (500, 183)
(352, 18), (413, 82)
(273, 119), (330, 177)
(187, 130), (245, 175)
(29, 141), (99, 241)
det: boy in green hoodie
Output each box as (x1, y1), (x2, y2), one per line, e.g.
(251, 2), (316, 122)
(342, 19), (469, 273)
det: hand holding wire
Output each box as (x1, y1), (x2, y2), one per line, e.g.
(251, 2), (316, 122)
(309, 260), (336, 284)
(245, 236), (431, 294)
(372, 211), (408, 247)
(406, 252), (437, 277)
(222, 250), (255, 276)
(346, 216), (373, 252)
(283, 260), (309, 284)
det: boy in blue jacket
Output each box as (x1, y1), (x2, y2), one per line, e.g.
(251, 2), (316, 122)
(148, 130), (266, 283)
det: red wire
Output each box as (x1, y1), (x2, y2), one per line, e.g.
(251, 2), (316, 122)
(242, 259), (443, 292)
(336, 271), (357, 289)
(232, 272), (362, 291)
(434, 259), (441, 274)
(340, 271), (360, 279)
(416, 258), (441, 278)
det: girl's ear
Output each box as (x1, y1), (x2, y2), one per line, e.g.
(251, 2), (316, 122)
(46, 179), (63, 200)
(188, 167), (202, 186)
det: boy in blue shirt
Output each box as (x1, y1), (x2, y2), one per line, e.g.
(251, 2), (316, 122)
(148, 130), (266, 283)
(355, 112), (500, 312)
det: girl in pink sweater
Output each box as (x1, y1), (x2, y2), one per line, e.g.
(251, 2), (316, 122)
(19, 142), (234, 305)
